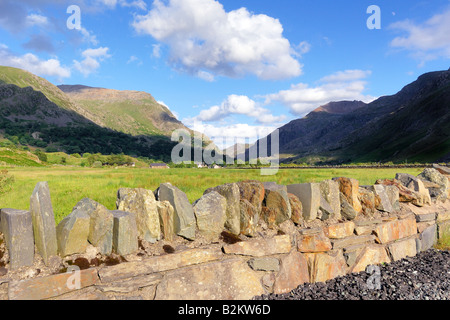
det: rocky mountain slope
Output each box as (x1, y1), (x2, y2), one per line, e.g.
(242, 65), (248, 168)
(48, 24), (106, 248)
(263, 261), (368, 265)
(256, 69), (450, 164)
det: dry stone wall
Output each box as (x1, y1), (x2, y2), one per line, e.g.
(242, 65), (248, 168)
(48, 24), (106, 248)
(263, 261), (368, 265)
(0, 165), (449, 300)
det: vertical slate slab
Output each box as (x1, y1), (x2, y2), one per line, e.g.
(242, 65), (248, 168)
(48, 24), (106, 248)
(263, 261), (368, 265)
(56, 209), (90, 257)
(287, 183), (320, 221)
(416, 224), (437, 252)
(111, 210), (138, 256)
(0, 209), (34, 270)
(158, 183), (196, 240)
(72, 198), (114, 255)
(29, 182), (57, 265)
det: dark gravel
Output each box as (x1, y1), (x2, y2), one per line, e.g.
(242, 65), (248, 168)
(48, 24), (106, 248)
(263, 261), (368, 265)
(255, 249), (450, 300)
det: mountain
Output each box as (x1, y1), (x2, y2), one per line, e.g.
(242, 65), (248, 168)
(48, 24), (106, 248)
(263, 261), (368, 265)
(254, 69), (450, 164)
(0, 66), (183, 160)
(58, 85), (185, 137)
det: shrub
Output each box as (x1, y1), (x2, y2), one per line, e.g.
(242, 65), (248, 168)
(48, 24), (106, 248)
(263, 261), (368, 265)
(92, 161), (103, 168)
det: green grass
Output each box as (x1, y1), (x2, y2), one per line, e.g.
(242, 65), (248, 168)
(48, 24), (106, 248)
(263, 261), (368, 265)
(435, 234), (450, 251)
(0, 167), (424, 224)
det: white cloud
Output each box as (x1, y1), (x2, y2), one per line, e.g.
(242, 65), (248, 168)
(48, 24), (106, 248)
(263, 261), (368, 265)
(0, 46), (71, 80)
(191, 94), (286, 124)
(97, 0), (147, 10)
(187, 121), (278, 149)
(132, 0), (303, 80)
(265, 70), (375, 116)
(25, 13), (49, 28)
(389, 9), (450, 63)
(73, 47), (111, 77)
(152, 44), (161, 58)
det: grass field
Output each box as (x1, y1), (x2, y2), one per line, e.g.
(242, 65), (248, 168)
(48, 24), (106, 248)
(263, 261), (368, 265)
(0, 167), (424, 224)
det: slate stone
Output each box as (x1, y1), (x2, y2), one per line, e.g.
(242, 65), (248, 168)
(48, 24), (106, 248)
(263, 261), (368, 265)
(288, 193), (303, 225)
(333, 177), (362, 213)
(319, 180), (341, 220)
(156, 201), (175, 241)
(158, 183), (196, 240)
(273, 251), (309, 294)
(418, 168), (449, 202)
(117, 188), (161, 243)
(0, 209), (34, 270)
(204, 183), (241, 235)
(29, 182), (58, 265)
(72, 198), (113, 255)
(193, 191), (227, 241)
(248, 257), (280, 272)
(416, 224), (437, 252)
(237, 180), (265, 214)
(239, 199), (259, 237)
(56, 209), (90, 257)
(262, 183), (292, 226)
(111, 210), (138, 256)
(339, 192), (358, 221)
(287, 183), (320, 221)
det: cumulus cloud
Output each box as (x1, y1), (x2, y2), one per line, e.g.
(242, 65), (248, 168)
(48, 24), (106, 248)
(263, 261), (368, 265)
(389, 9), (450, 63)
(73, 47), (111, 77)
(187, 121), (278, 150)
(25, 14), (50, 28)
(191, 94), (286, 124)
(0, 46), (71, 79)
(265, 70), (376, 116)
(132, 0), (303, 80)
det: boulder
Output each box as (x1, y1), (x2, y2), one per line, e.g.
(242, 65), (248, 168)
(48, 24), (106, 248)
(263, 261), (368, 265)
(72, 198), (113, 255)
(262, 182), (291, 226)
(204, 183), (240, 235)
(0, 209), (34, 270)
(287, 183), (320, 221)
(156, 201), (176, 241)
(237, 180), (265, 213)
(111, 210), (138, 256)
(350, 245), (390, 273)
(333, 177), (362, 213)
(433, 164), (450, 175)
(56, 208), (90, 257)
(319, 180), (341, 220)
(158, 183), (196, 240)
(193, 191), (227, 241)
(239, 199), (259, 237)
(288, 193), (303, 225)
(117, 188), (161, 243)
(418, 168), (449, 202)
(29, 182), (58, 265)
(362, 185), (394, 213)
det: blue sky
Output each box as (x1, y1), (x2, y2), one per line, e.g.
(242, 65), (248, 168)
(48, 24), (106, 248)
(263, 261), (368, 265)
(1, 0), (449, 148)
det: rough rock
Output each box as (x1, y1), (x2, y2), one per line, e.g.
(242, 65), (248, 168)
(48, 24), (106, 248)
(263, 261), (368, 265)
(72, 198), (113, 255)
(319, 180), (341, 220)
(193, 191), (227, 241)
(318, 196), (334, 221)
(273, 251), (309, 294)
(237, 180), (265, 214)
(418, 168), (449, 202)
(287, 183), (320, 221)
(388, 237), (417, 261)
(327, 221), (355, 239)
(339, 192), (358, 220)
(29, 181), (58, 265)
(333, 177), (362, 213)
(375, 179), (424, 207)
(288, 193), (303, 225)
(385, 185), (400, 211)
(248, 258), (280, 272)
(0, 209), (34, 270)
(158, 183), (196, 240)
(156, 201), (175, 241)
(433, 164), (450, 175)
(364, 185), (394, 213)
(56, 208), (90, 257)
(117, 188), (161, 243)
(223, 235), (291, 257)
(416, 224), (437, 252)
(350, 245), (390, 273)
(262, 182), (292, 226)
(239, 199), (259, 237)
(204, 183), (241, 235)
(297, 230), (332, 253)
(358, 187), (379, 215)
(396, 173), (432, 206)
(111, 210), (138, 256)
(304, 250), (347, 283)
(373, 218), (417, 244)
(154, 258), (264, 300)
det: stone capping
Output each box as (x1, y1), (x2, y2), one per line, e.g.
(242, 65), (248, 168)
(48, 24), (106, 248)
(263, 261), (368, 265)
(0, 167), (449, 300)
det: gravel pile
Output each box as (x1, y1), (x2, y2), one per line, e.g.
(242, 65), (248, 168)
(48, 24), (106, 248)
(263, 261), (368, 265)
(255, 249), (450, 300)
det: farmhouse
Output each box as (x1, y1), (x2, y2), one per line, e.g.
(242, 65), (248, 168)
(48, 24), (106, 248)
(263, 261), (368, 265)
(150, 163), (169, 169)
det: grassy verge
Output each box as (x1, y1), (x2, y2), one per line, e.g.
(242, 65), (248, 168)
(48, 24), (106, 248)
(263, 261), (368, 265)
(435, 234), (450, 251)
(0, 167), (424, 224)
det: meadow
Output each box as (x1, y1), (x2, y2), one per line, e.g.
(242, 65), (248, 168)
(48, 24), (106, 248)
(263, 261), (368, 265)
(0, 166), (424, 224)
